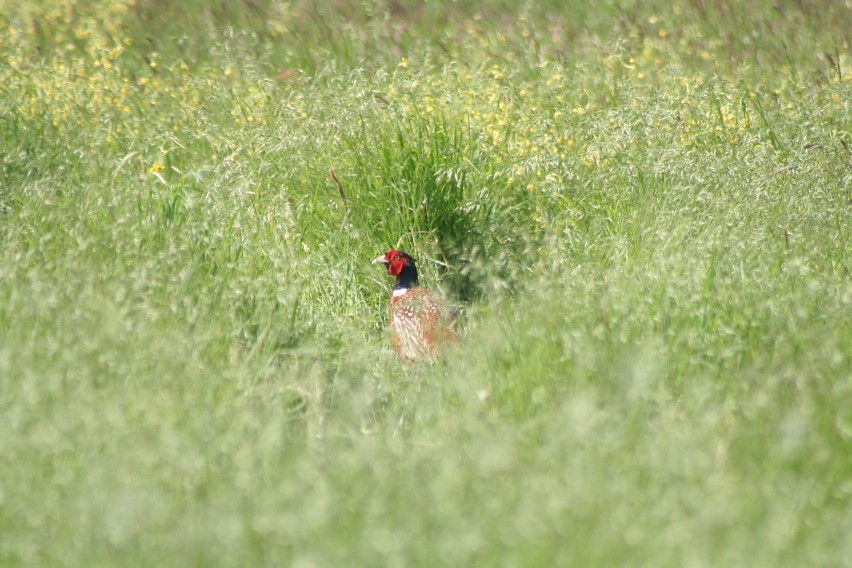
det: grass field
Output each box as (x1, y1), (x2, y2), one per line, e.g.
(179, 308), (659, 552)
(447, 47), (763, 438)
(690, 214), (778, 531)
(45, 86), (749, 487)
(1, 0), (850, 566)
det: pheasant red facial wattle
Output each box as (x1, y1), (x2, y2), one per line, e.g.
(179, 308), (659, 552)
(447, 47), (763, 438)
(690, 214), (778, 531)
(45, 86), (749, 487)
(372, 249), (456, 361)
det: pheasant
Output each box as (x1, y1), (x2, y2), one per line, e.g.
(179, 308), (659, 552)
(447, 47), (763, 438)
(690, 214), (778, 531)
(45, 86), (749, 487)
(372, 249), (456, 361)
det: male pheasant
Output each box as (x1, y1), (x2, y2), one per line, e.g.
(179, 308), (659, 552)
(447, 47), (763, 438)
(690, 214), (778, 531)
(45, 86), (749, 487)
(372, 249), (456, 361)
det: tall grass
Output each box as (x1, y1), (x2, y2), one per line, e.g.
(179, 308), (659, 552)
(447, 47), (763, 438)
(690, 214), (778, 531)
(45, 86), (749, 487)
(1, 0), (850, 566)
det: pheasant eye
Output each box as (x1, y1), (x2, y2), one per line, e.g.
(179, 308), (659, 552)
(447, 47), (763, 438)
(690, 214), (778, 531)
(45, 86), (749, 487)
(393, 255), (401, 261)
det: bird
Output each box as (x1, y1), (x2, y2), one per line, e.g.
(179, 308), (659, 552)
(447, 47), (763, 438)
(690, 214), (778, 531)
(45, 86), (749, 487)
(372, 249), (456, 361)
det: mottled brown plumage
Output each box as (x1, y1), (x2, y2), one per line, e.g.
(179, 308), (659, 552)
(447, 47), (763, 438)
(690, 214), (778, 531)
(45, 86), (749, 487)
(372, 249), (456, 361)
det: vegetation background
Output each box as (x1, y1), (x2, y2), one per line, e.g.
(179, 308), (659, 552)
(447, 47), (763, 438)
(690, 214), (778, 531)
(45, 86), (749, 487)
(1, 0), (850, 565)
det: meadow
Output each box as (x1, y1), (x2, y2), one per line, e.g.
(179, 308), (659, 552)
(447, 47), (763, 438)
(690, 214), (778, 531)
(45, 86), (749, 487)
(1, 0), (850, 565)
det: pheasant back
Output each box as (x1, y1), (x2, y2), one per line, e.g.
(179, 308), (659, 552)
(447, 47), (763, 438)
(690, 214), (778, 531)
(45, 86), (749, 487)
(389, 287), (456, 361)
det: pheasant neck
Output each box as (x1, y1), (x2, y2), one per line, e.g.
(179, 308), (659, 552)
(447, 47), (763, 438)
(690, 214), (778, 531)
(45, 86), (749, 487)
(393, 268), (419, 293)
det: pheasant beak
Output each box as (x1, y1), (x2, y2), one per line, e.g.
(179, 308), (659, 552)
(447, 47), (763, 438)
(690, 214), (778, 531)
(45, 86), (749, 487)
(372, 255), (389, 266)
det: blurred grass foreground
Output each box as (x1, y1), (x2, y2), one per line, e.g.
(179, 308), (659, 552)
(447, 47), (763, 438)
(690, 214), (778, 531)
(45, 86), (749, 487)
(1, 0), (850, 566)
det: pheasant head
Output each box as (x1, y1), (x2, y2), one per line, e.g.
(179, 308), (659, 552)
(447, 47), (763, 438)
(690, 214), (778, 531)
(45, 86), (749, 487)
(373, 249), (419, 288)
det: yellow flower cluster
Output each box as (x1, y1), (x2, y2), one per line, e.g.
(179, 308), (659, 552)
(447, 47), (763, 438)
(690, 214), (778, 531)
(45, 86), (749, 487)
(3, 1), (277, 162)
(7, 0), (137, 51)
(5, 1), (844, 201)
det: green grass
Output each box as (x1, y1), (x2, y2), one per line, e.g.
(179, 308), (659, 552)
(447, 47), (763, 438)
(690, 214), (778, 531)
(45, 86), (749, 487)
(1, 0), (851, 566)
